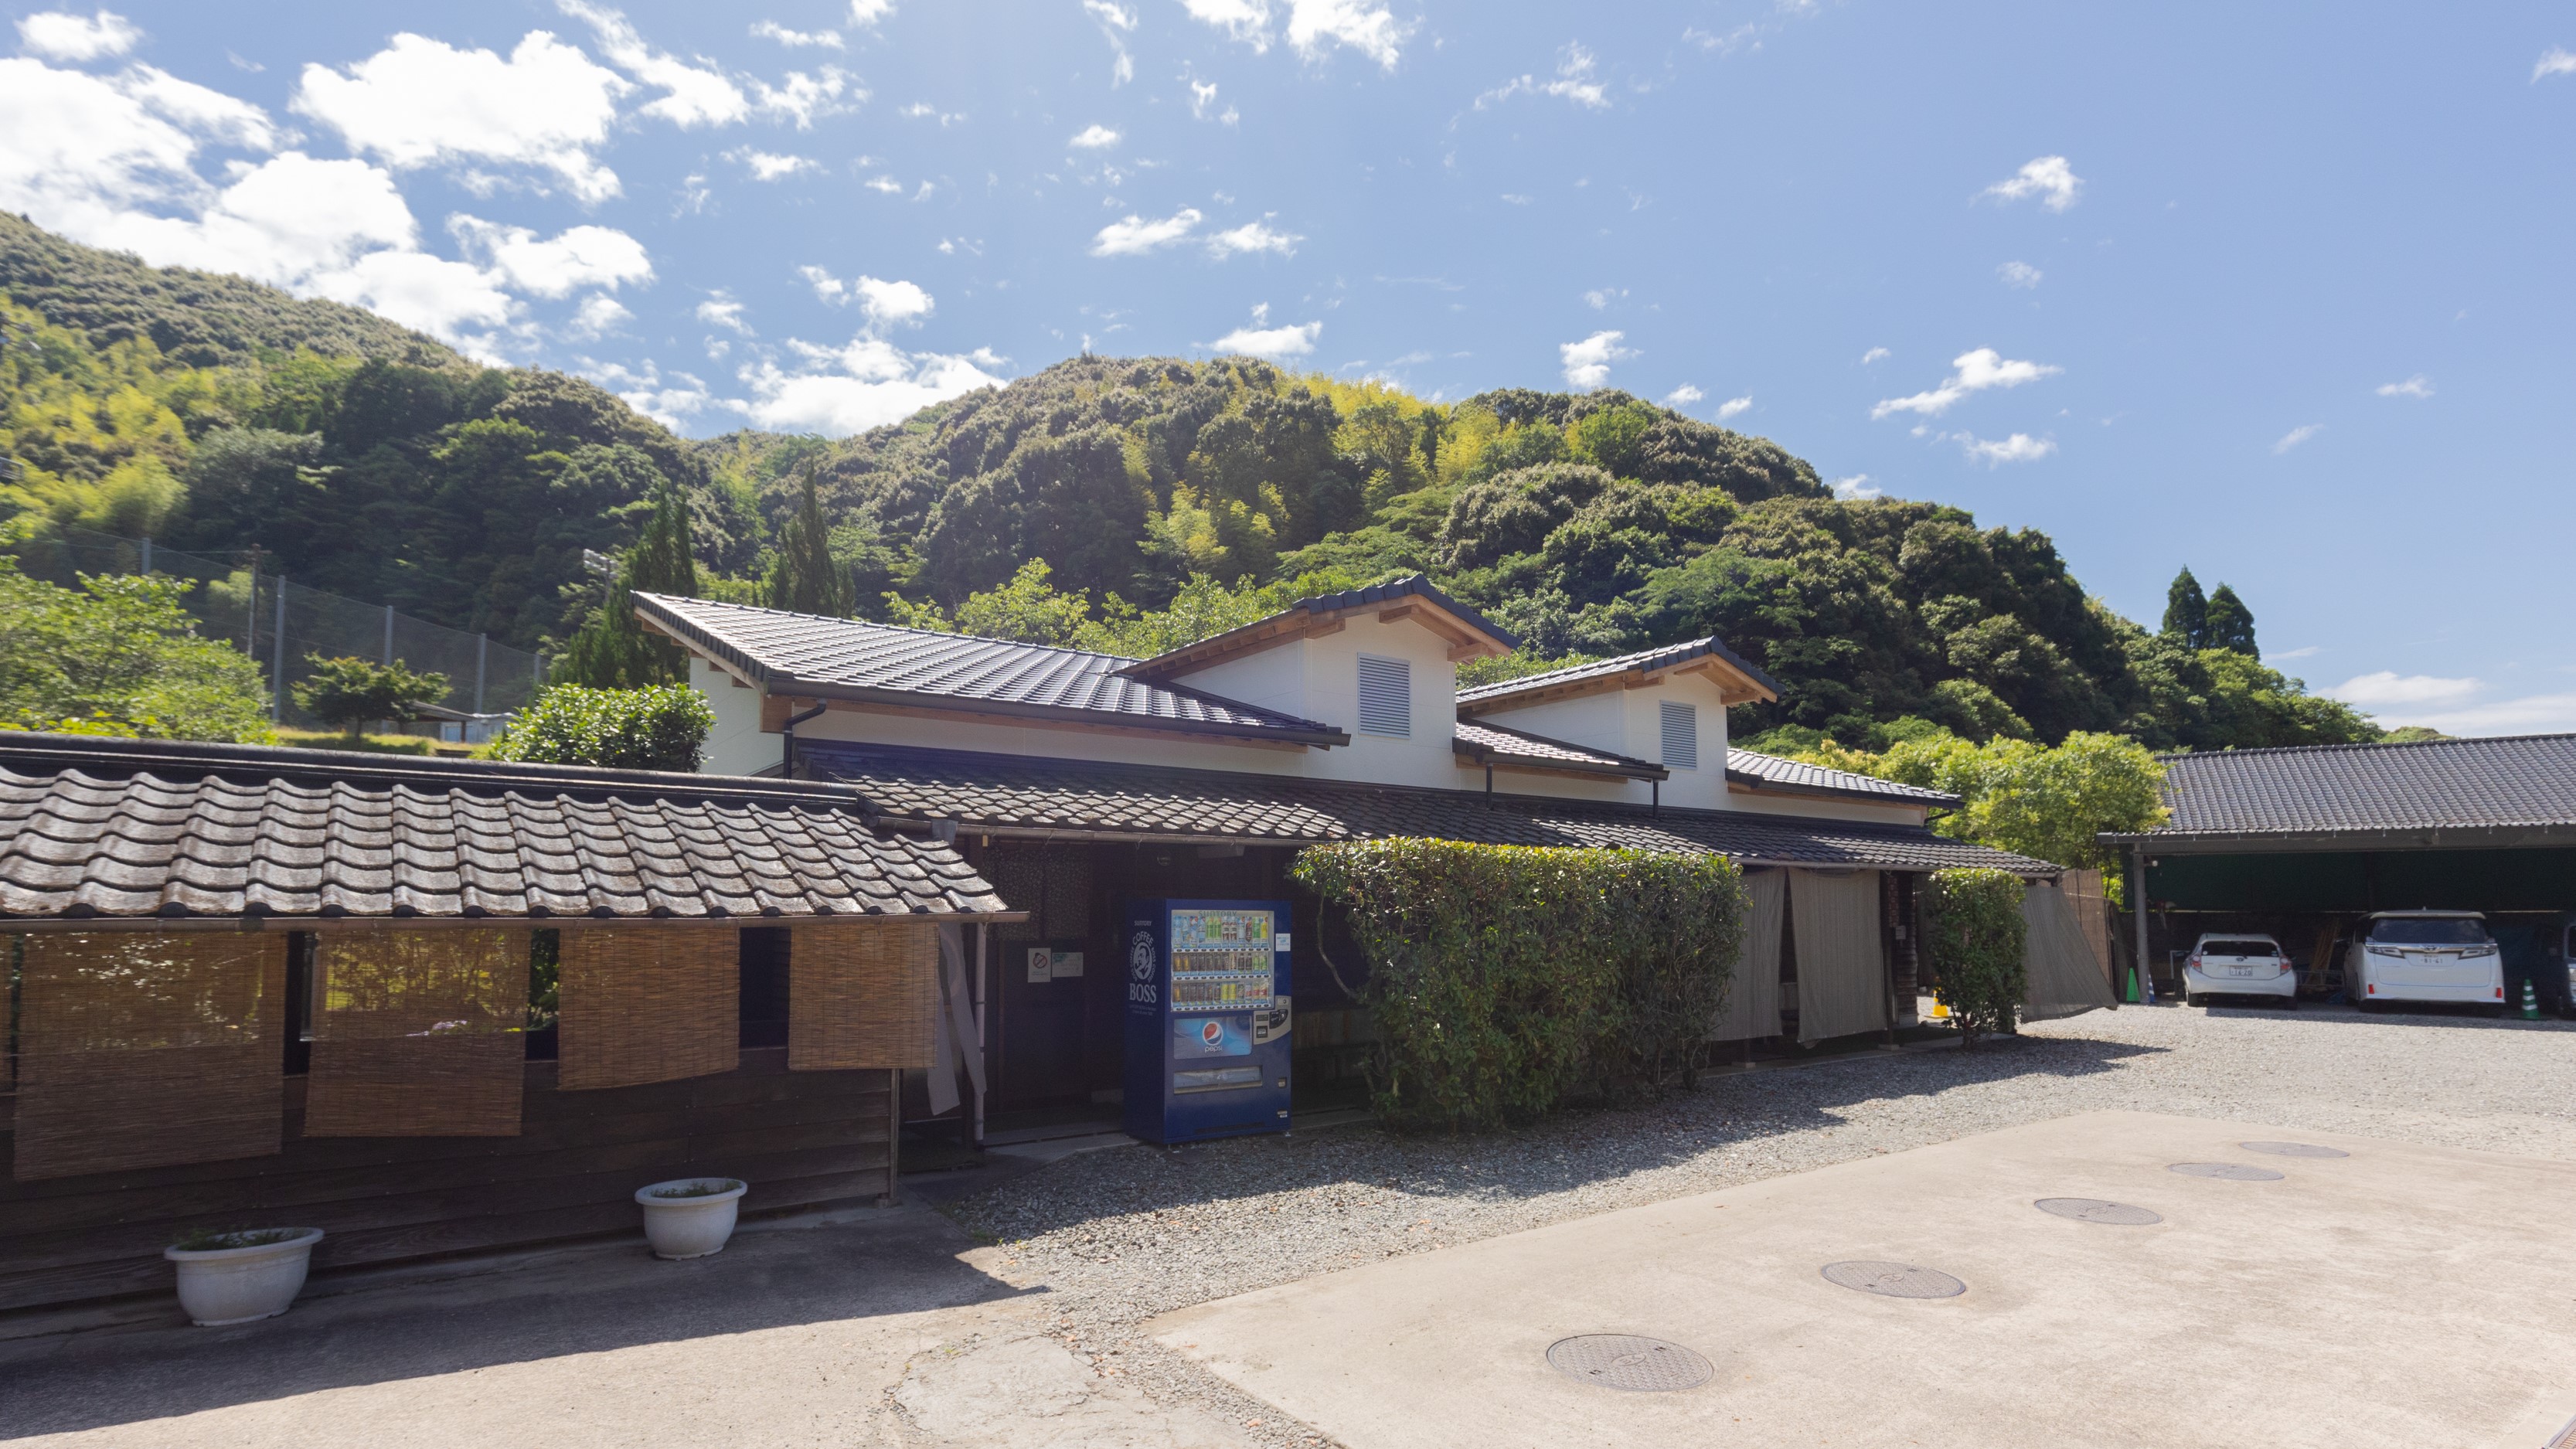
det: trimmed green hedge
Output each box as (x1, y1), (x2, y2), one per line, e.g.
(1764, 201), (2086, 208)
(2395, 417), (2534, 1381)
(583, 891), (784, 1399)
(488, 683), (716, 773)
(1292, 840), (1747, 1132)
(1924, 866), (2027, 1046)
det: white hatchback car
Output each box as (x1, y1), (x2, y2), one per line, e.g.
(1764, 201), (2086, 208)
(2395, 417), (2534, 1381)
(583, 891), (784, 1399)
(2346, 910), (2506, 1014)
(2180, 933), (2298, 1007)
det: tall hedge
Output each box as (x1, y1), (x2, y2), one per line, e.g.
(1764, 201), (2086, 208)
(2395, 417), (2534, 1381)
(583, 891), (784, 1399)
(1923, 866), (2027, 1046)
(1292, 840), (1746, 1132)
(488, 683), (715, 772)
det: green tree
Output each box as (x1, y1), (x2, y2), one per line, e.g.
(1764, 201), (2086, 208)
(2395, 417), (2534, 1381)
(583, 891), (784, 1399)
(2162, 567), (2208, 648)
(0, 557), (270, 741)
(766, 472), (852, 617)
(949, 559), (1092, 645)
(1924, 868), (2028, 1046)
(290, 654), (451, 735)
(488, 683), (716, 772)
(557, 482), (698, 689)
(1796, 729), (2169, 878)
(2203, 583), (2257, 656)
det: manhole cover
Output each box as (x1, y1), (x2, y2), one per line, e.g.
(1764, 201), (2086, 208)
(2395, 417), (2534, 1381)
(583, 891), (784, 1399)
(2035, 1197), (2163, 1225)
(2168, 1162), (2285, 1180)
(2241, 1141), (2348, 1158)
(1545, 1335), (1713, 1392)
(1821, 1260), (1966, 1298)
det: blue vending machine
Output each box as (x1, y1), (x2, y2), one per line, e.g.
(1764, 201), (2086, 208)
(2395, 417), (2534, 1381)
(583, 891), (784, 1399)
(1122, 898), (1292, 1145)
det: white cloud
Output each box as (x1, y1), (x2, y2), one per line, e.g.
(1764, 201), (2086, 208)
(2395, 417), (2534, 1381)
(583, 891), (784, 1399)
(2376, 374), (2434, 400)
(1181, 0), (1271, 49)
(858, 275), (933, 327)
(566, 292), (631, 339)
(2266, 645), (2320, 661)
(309, 246), (517, 345)
(1871, 347), (2060, 418)
(1084, 0), (1138, 87)
(1716, 394), (1752, 420)
(2272, 423), (2323, 454)
(1181, 0), (1410, 68)
(1981, 155), (2082, 212)
(1998, 260), (2042, 288)
(2535, 48), (2576, 81)
(1205, 218), (1301, 257)
(1189, 79), (1226, 120)
(1476, 43), (1609, 111)
(1069, 124), (1121, 149)
(1209, 304), (1320, 359)
(1860, 346), (1890, 365)
(731, 148), (817, 180)
(754, 67), (858, 128)
(2326, 672), (2480, 709)
(590, 359), (712, 430)
(293, 32), (630, 202)
(731, 337), (1003, 436)
(15, 9), (141, 62)
(1663, 384), (1703, 406)
(863, 174), (903, 194)
(1830, 474), (1884, 500)
(558, 0), (750, 128)
(2362, 690), (2576, 736)
(1091, 206), (1203, 255)
(848, 0), (893, 24)
(1583, 287), (1625, 309)
(696, 295), (753, 334)
(114, 64), (277, 148)
(450, 216), (652, 296)
(750, 20), (843, 48)
(1957, 432), (2054, 465)
(1559, 329), (1633, 389)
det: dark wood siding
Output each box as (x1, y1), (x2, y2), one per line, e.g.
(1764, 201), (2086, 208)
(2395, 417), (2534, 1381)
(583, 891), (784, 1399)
(0, 1049), (895, 1314)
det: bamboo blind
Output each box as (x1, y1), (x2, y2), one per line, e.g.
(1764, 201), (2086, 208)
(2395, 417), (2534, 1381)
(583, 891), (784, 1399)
(556, 927), (739, 1090)
(788, 923), (938, 1071)
(11, 933), (286, 1182)
(305, 930), (531, 1137)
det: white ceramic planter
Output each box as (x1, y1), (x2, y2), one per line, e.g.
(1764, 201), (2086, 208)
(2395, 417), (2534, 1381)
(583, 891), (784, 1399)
(164, 1228), (325, 1326)
(635, 1179), (747, 1260)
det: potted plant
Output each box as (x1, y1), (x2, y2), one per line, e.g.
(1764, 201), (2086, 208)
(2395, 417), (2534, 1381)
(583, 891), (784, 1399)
(163, 1227), (325, 1325)
(633, 1178), (747, 1260)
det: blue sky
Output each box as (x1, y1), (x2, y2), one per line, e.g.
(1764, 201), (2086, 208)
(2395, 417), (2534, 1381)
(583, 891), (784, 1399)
(5, 2), (2573, 734)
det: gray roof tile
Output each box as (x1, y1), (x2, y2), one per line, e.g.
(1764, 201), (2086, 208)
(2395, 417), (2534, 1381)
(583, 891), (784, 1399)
(1725, 749), (1959, 807)
(1451, 720), (1668, 780)
(0, 735), (1009, 923)
(2119, 733), (2576, 839)
(1455, 635), (1785, 706)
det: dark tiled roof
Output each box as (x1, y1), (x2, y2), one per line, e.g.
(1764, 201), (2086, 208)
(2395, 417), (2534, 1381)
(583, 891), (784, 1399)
(804, 742), (2057, 874)
(1454, 634), (1784, 707)
(1727, 749), (1957, 807)
(635, 594), (1348, 746)
(2112, 733), (2576, 842)
(1452, 720), (1667, 780)
(0, 735), (1008, 923)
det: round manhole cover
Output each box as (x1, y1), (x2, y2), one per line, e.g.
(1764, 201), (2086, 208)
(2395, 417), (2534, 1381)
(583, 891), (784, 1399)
(1821, 1260), (1966, 1298)
(1546, 1335), (1713, 1392)
(2035, 1197), (2163, 1225)
(2168, 1162), (2285, 1180)
(2241, 1141), (2348, 1158)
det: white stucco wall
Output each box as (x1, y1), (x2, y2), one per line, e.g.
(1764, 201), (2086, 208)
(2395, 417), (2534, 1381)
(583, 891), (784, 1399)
(1468, 669), (1739, 811)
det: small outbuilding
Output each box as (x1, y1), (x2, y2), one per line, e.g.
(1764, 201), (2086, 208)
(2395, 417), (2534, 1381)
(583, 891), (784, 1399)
(0, 733), (1015, 1314)
(2101, 733), (2576, 1005)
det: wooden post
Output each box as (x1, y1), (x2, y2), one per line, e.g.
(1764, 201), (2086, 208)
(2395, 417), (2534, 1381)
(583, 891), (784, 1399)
(883, 1066), (902, 1205)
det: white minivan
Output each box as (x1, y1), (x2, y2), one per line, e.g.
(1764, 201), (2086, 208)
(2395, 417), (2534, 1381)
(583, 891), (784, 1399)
(2346, 911), (2506, 1014)
(2180, 933), (2299, 1007)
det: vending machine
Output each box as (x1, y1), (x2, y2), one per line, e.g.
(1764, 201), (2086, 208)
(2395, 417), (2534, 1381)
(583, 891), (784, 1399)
(1122, 898), (1292, 1145)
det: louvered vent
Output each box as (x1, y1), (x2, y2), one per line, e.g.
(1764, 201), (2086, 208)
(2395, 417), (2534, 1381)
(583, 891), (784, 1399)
(1660, 700), (1699, 770)
(1356, 654), (1411, 737)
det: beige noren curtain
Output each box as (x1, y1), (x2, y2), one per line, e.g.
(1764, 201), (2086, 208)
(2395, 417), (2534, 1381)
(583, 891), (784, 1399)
(1710, 869), (1785, 1042)
(1792, 869), (1889, 1043)
(2023, 883), (2116, 1022)
(12, 933), (286, 1182)
(558, 927), (739, 1090)
(788, 922), (938, 1071)
(305, 930), (530, 1137)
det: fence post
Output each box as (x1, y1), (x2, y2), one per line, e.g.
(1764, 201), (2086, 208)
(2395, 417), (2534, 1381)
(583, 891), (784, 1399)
(272, 578), (288, 723)
(244, 545), (261, 658)
(475, 634), (488, 714)
(139, 536), (151, 575)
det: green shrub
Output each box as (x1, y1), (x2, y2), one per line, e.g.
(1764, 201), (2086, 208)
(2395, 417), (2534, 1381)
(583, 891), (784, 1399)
(289, 654), (450, 734)
(1291, 839), (1746, 1131)
(488, 683), (716, 772)
(1924, 867), (2028, 1046)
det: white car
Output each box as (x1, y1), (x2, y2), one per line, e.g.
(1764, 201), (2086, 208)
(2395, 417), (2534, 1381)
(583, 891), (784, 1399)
(2180, 933), (2298, 1007)
(2346, 910), (2506, 1015)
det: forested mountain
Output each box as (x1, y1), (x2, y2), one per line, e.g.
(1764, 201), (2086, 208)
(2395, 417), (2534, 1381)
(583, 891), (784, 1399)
(0, 216), (2376, 751)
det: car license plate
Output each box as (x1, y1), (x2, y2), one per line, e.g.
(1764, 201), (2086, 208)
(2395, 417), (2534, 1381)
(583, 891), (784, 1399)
(2227, 968), (2255, 978)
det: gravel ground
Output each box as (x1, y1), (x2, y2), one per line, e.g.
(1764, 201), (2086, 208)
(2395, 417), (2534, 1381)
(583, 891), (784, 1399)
(943, 1003), (2576, 1446)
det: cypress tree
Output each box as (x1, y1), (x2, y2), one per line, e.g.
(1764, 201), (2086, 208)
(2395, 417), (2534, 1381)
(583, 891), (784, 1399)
(557, 481), (699, 688)
(765, 472), (852, 617)
(2162, 567), (2208, 649)
(2203, 583), (2258, 657)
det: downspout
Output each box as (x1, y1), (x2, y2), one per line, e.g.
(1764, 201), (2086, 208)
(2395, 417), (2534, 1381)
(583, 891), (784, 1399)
(780, 698), (827, 780)
(1652, 779), (1660, 818)
(1484, 763), (1493, 804)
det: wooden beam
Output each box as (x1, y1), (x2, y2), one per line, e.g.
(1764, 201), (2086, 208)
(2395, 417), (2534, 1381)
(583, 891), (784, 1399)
(1376, 603), (1419, 626)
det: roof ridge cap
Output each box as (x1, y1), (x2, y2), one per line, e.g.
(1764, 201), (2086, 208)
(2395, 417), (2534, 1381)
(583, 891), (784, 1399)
(646, 592), (1145, 663)
(2159, 730), (2576, 763)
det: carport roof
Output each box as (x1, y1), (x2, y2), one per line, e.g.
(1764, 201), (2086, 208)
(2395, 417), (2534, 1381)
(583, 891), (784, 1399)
(2101, 733), (2576, 852)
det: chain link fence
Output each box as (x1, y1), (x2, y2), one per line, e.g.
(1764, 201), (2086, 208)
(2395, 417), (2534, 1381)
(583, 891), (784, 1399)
(5, 526), (546, 735)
